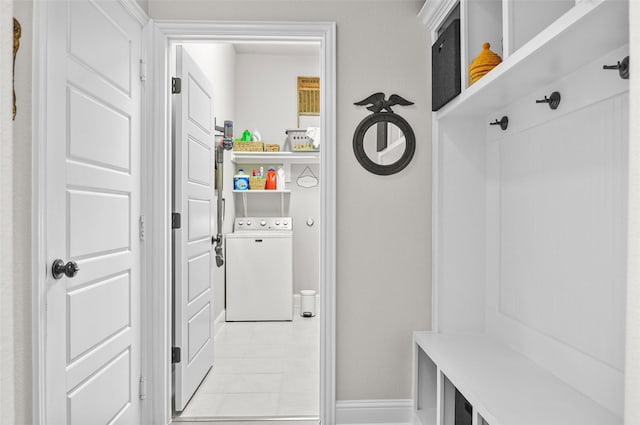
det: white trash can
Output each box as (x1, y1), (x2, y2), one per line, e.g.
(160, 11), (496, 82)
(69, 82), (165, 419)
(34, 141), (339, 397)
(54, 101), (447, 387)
(300, 290), (317, 317)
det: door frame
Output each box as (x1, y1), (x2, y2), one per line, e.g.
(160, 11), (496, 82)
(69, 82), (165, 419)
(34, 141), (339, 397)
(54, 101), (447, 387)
(143, 20), (337, 425)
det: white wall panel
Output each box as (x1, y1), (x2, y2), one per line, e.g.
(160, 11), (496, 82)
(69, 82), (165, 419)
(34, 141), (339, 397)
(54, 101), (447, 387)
(69, 0), (131, 94)
(67, 273), (130, 360)
(187, 136), (211, 186)
(499, 96), (627, 371)
(187, 75), (212, 134)
(67, 349), (131, 424)
(68, 190), (130, 258)
(187, 304), (211, 363)
(69, 87), (131, 171)
(187, 199), (210, 241)
(187, 253), (210, 303)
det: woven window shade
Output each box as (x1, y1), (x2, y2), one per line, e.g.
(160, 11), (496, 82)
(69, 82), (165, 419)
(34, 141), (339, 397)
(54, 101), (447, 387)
(298, 77), (320, 115)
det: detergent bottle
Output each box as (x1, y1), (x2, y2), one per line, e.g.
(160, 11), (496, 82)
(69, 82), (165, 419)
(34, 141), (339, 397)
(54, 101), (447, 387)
(266, 168), (277, 190)
(233, 169), (249, 191)
(277, 167), (285, 190)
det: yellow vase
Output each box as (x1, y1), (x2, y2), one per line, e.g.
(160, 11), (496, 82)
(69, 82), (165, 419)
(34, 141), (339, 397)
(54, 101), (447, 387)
(469, 42), (502, 85)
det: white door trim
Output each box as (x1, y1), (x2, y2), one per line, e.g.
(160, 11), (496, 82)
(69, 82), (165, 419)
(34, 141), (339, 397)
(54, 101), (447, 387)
(32, 2), (48, 423)
(143, 20), (337, 425)
(31, 1), (149, 424)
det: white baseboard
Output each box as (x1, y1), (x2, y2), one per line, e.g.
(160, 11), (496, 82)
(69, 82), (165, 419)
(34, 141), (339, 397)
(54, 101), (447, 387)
(335, 399), (414, 425)
(214, 309), (225, 338)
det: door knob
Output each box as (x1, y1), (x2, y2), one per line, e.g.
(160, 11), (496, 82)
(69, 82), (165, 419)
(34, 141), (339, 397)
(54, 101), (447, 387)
(52, 259), (80, 279)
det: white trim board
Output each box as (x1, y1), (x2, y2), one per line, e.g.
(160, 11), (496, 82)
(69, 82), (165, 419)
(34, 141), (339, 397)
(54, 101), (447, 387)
(335, 400), (413, 425)
(32, 1), (48, 424)
(145, 20), (337, 425)
(213, 309), (225, 338)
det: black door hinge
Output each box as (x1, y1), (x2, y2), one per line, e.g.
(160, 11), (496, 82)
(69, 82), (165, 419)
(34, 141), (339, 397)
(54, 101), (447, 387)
(172, 77), (182, 94)
(172, 212), (181, 229)
(172, 347), (181, 364)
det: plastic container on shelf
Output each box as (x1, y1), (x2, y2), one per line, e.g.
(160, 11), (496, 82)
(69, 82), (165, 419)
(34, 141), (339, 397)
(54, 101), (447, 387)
(266, 168), (277, 190)
(234, 169), (250, 191)
(277, 167), (285, 190)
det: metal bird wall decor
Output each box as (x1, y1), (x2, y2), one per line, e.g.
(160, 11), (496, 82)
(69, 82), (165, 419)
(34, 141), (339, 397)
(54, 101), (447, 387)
(354, 92), (414, 113)
(352, 92), (416, 176)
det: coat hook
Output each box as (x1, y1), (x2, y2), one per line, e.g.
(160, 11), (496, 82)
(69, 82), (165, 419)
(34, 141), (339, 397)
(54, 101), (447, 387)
(489, 116), (509, 130)
(535, 91), (561, 110)
(603, 56), (629, 79)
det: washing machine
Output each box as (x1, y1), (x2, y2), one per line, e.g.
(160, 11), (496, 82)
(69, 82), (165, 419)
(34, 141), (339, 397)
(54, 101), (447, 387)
(225, 217), (293, 321)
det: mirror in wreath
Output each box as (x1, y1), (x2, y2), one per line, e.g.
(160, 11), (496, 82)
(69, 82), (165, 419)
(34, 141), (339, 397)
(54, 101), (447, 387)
(353, 93), (416, 175)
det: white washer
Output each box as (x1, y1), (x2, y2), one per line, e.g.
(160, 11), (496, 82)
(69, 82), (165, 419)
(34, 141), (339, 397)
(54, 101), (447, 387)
(225, 217), (293, 321)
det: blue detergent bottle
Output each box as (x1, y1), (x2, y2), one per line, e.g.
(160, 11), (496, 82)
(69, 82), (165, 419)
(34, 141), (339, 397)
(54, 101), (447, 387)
(234, 169), (250, 191)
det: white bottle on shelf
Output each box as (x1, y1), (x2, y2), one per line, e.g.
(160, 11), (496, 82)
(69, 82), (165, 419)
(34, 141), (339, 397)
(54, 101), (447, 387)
(276, 166), (285, 190)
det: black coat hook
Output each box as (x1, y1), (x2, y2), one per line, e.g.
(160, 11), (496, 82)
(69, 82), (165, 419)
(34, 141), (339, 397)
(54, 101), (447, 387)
(603, 56), (629, 79)
(536, 91), (561, 110)
(489, 116), (509, 130)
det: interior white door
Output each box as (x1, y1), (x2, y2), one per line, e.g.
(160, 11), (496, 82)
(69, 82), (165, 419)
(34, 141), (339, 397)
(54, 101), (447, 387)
(173, 46), (216, 411)
(44, 0), (143, 424)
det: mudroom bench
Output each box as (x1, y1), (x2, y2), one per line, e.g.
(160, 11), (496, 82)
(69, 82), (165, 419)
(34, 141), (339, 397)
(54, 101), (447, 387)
(413, 331), (621, 425)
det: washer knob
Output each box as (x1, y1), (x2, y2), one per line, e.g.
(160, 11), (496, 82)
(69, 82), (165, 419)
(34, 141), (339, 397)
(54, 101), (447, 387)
(246, 220), (252, 226)
(260, 220), (267, 227)
(275, 220), (281, 225)
(283, 220), (289, 226)
(238, 220), (243, 226)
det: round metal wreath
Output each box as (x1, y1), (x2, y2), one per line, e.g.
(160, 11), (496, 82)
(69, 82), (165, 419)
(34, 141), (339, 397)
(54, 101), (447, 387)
(352, 112), (416, 176)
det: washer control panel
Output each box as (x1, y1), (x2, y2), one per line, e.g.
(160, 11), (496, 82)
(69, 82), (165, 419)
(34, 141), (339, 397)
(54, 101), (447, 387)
(234, 217), (292, 231)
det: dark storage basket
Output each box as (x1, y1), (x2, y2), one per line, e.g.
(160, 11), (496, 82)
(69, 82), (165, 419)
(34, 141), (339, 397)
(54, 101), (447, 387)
(432, 19), (461, 111)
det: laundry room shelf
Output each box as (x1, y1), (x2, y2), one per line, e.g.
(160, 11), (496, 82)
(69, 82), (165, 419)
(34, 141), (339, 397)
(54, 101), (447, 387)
(233, 190), (291, 217)
(231, 151), (320, 164)
(232, 190), (291, 194)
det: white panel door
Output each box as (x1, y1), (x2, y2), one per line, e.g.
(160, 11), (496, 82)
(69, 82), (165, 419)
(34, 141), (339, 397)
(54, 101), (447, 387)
(173, 46), (216, 411)
(45, 1), (142, 424)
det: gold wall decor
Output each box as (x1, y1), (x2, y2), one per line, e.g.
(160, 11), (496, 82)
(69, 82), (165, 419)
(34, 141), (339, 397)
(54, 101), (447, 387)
(297, 76), (320, 115)
(13, 18), (21, 120)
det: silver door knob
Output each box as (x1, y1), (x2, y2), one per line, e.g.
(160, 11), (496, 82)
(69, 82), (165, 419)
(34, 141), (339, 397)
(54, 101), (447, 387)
(52, 259), (80, 279)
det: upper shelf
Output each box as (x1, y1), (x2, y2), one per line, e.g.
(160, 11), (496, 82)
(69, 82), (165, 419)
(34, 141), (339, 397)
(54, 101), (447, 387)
(431, 0), (628, 119)
(231, 151), (320, 164)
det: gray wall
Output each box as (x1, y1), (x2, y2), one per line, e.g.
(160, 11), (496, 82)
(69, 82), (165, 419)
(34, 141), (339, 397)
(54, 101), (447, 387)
(289, 163), (321, 295)
(0, 2), (434, 422)
(235, 52), (320, 145)
(149, 0), (433, 401)
(0, 3), (16, 425)
(234, 51), (321, 294)
(1, 1), (32, 424)
(136, 0), (148, 14)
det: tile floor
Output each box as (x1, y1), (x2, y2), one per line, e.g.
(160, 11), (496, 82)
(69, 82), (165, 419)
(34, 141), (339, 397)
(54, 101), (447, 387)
(177, 310), (319, 419)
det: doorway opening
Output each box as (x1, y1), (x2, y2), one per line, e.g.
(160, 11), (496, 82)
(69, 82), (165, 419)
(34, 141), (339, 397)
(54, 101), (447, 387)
(174, 40), (321, 420)
(143, 22), (336, 425)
